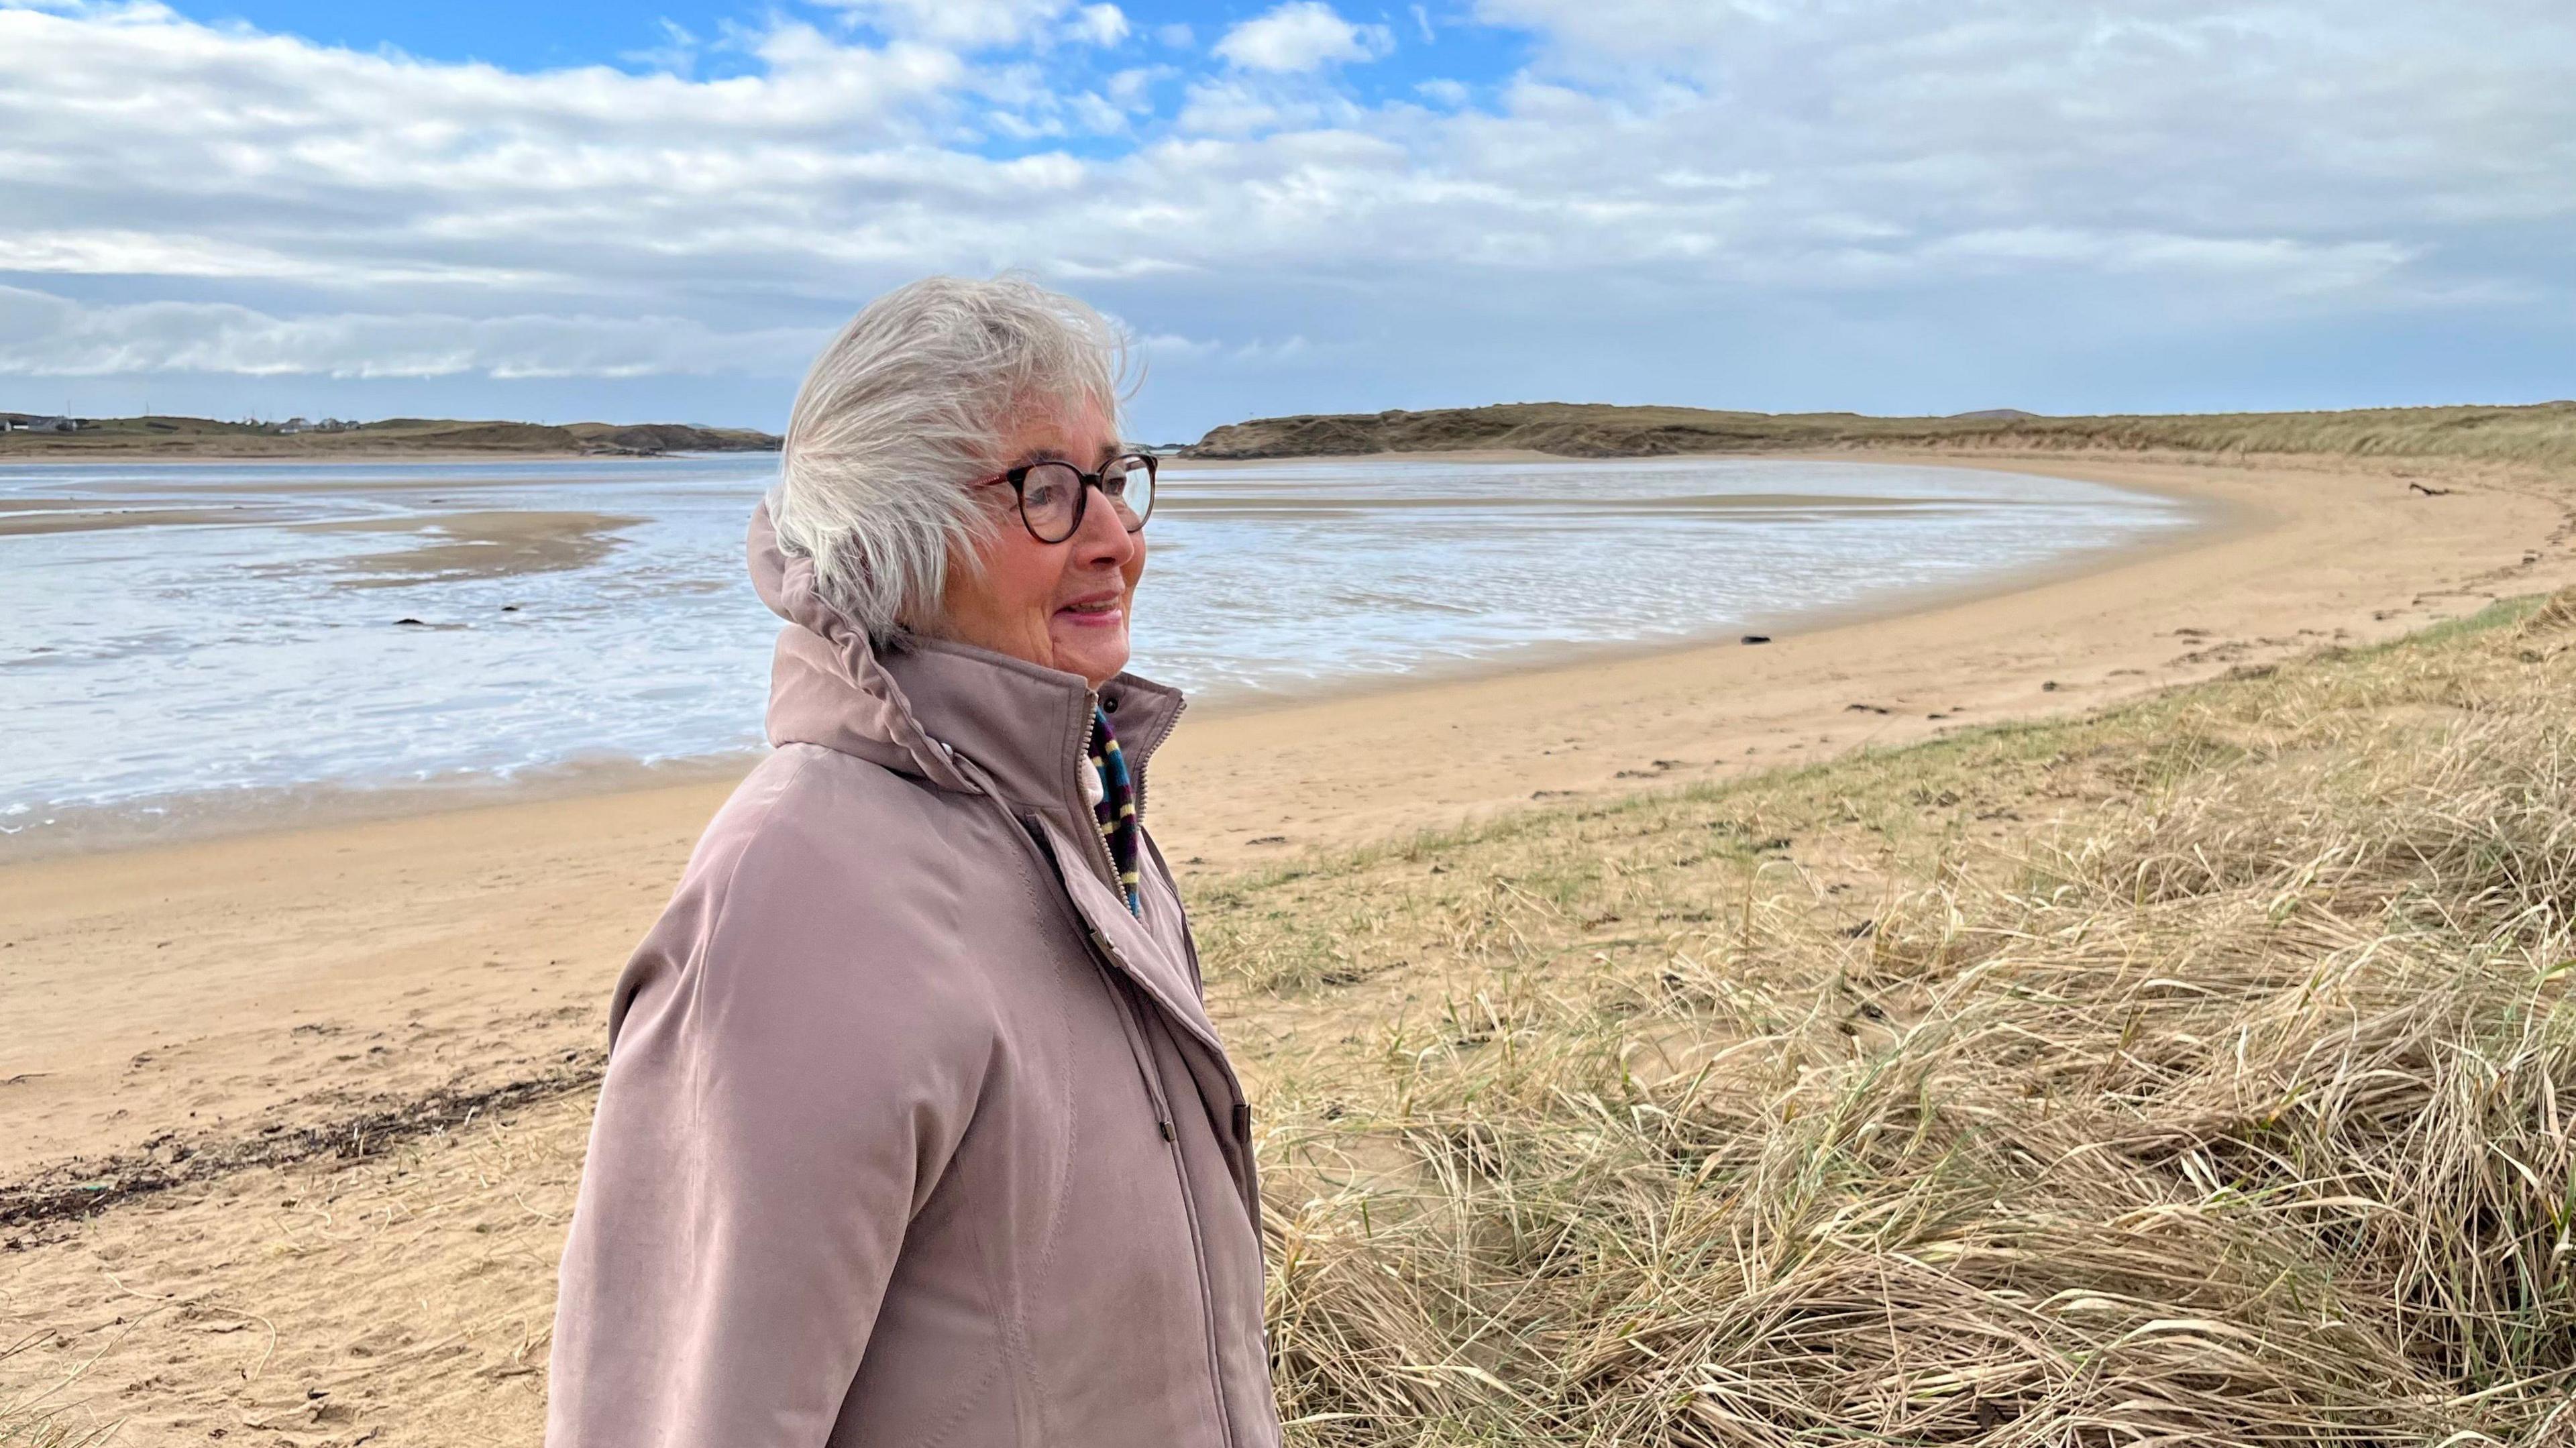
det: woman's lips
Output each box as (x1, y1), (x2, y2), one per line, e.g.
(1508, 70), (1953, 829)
(1055, 594), (1124, 628)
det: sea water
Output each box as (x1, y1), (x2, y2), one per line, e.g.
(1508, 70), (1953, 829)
(0, 453), (2198, 849)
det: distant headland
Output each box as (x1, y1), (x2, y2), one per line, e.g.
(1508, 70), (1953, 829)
(14, 400), (2569, 469)
(1181, 400), (2576, 469)
(0, 412), (780, 459)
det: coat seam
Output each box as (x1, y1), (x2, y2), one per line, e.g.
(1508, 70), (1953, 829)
(907, 1328), (1012, 1448)
(1140, 826), (1262, 1216)
(1021, 865), (1077, 1448)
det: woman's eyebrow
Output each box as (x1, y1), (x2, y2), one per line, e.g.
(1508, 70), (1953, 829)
(1007, 445), (1124, 469)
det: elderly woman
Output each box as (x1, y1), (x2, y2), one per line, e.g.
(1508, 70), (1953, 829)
(547, 276), (1278, 1447)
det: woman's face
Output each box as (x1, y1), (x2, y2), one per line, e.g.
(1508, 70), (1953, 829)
(931, 400), (1144, 689)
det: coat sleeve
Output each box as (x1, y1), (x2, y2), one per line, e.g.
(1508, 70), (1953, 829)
(545, 788), (993, 1447)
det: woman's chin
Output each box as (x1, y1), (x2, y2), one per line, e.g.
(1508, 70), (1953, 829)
(1049, 627), (1130, 687)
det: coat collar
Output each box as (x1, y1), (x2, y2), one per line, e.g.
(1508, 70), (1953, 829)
(749, 500), (1185, 830)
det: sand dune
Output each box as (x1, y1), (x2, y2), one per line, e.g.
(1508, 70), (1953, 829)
(1188, 399), (2576, 471)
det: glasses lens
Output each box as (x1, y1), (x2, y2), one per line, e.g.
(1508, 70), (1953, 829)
(1018, 462), (1083, 542)
(1102, 454), (1155, 530)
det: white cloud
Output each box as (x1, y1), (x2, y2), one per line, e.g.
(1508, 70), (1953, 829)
(1415, 78), (1468, 108)
(620, 19), (700, 76)
(0, 231), (549, 288)
(1213, 2), (1395, 72)
(824, 0), (1077, 48)
(1134, 329), (1315, 364)
(1175, 78), (1289, 135)
(0, 0), (2570, 428)
(1922, 228), (2416, 288)
(1102, 66), (1161, 109)
(1136, 331), (1219, 358)
(0, 284), (821, 379)
(1066, 3), (1128, 46)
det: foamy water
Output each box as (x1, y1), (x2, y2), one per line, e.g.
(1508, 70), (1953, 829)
(0, 453), (2198, 849)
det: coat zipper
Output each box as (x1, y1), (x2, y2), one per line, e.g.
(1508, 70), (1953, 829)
(971, 733), (1252, 1188)
(1093, 951), (1240, 1448)
(1142, 828), (1260, 1210)
(956, 706), (1244, 1445)
(989, 781), (1240, 1448)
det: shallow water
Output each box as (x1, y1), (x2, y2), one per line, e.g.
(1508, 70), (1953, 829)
(0, 453), (2198, 848)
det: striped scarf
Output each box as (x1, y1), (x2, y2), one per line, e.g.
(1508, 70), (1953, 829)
(1088, 704), (1142, 915)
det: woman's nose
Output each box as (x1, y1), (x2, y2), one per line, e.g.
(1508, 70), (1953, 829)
(1073, 484), (1140, 563)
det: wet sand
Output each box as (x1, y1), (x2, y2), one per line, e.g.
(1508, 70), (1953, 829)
(295, 510), (645, 587)
(0, 501), (641, 581)
(0, 504), (301, 537)
(3, 449), (2571, 1188)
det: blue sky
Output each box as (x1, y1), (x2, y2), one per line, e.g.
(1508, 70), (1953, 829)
(150, 0), (1536, 107)
(2, 0), (2570, 440)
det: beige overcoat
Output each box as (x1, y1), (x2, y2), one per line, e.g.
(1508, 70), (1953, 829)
(546, 504), (1278, 1447)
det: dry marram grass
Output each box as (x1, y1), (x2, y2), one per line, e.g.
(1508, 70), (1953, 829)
(1224, 596), (2576, 1445)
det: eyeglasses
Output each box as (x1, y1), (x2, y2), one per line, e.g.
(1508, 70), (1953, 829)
(975, 451), (1158, 545)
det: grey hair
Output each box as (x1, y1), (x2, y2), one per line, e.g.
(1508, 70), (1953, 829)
(770, 274), (1129, 638)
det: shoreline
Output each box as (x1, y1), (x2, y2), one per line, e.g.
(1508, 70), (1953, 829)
(2, 447), (2571, 1183)
(1, 451), (2219, 864)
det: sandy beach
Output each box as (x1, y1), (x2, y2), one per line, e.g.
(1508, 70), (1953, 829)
(5, 451), (2569, 1178)
(5, 447), (2575, 1441)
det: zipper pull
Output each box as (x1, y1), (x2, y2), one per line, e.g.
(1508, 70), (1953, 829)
(1157, 1119), (1175, 1142)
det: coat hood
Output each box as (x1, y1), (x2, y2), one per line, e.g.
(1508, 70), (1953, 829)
(746, 499), (1185, 828)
